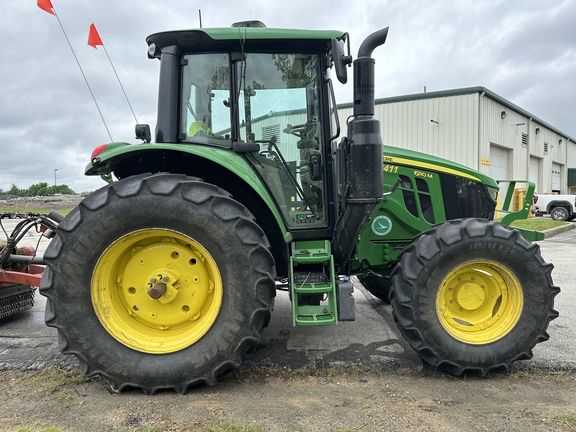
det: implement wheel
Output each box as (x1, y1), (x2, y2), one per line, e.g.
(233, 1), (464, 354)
(390, 218), (559, 376)
(40, 173), (276, 393)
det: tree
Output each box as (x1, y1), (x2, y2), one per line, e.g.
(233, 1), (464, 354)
(8, 184), (22, 196)
(4, 183), (77, 197)
(52, 184), (76, 195)
(27, 182), (51, 197)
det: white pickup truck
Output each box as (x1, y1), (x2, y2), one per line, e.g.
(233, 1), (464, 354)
(533, 194), (576, 221)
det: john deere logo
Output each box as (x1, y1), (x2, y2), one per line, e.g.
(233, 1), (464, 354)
(371, 215), (392, 236)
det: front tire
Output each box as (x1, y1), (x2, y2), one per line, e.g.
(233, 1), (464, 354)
(390, 219), (559, 376)
(40, 173), (276, 393)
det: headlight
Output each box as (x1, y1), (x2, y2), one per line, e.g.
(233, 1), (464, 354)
(148, 43), (159, 59)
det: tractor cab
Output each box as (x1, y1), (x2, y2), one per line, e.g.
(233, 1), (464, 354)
(143, 23), (345, 232)
(180, 50), (328, 227)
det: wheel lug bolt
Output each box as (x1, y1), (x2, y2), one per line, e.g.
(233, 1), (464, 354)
(163, 276), (169, 282)
(150, 278), (157, 283)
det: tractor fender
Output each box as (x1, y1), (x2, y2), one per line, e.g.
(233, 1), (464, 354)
(85, 142), (292, 247)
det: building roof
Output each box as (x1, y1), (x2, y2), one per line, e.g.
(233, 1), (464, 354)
(339, 86), (575, 142)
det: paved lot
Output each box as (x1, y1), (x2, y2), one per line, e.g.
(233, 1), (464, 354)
(0, 218), (574, 374)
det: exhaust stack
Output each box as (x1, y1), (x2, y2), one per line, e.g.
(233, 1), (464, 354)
(332, 27), (388, 267)
(354, 27), (389, 117)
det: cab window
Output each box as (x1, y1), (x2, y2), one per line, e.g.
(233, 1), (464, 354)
(180, 53), (232, 146)
(237, 53), (326, 228)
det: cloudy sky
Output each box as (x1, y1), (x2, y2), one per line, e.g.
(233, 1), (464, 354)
(1, 0), (575, 193)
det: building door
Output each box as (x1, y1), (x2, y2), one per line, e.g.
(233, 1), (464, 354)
(552, 163), (561, 193)
(490, 146), (509, 180)
(490, 145), (510, 211)
(529, 157), (540, 193)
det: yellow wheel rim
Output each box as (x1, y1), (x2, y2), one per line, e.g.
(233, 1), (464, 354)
(436, 260), (523, 344)
(91, 229), (222, 354)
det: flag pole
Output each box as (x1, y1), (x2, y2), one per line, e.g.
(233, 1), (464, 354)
(88, 24), (138, 124)
(101, 45), (139, 124)
(49, 4), (113, 142)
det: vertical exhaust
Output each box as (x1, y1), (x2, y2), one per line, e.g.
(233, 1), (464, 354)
(333, 27), (389, 267)
(353, 27), (389, 117)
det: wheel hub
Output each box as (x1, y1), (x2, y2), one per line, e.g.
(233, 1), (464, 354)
(148, 282), (167, 300)
(455, 282), (485, 310)
(436, 260), (523, 344)
(91, 229), (222, 354)
(144, 269), (179, 302)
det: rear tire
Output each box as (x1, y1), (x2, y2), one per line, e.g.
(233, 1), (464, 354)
(550, 206), (569, 221)
(390, 219), (559, 376)
(40, 173), (276, 393)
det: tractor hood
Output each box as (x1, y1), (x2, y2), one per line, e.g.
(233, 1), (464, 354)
(383, 145), (498, 187)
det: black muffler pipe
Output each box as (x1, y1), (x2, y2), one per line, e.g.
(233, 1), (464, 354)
(354, 27), (388, 117)
(333, 27), (388, 267)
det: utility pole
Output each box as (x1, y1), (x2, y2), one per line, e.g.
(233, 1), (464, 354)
(54, 169), (58, 187)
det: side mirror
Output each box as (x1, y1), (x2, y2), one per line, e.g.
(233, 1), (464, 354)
(135, 124), (151, 143)
(331, 36), (352, 84)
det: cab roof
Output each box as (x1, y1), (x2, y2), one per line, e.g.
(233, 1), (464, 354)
(146, 25), (344, 56)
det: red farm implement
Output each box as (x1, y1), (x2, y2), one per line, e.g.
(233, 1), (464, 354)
(0, 212), (61, 319)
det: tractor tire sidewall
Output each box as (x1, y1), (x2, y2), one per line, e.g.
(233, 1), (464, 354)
(41, 174), (276, 392)
(390, 219), (557, 374)
(551, 207), (569, 221)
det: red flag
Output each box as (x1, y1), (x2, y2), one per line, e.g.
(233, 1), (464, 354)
(37, 0), (55, 15)
(88, 24), (103, 49)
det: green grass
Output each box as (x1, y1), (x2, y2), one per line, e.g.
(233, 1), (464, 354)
(553, 413), (576, 430)
(23, 367), (91, 393)
(508, 218), (569, 231)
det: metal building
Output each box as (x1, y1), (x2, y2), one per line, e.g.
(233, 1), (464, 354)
(337, 87), (576, 194)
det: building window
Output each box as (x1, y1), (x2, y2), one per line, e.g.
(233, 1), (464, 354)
(521, 133), (528, 147)
(262, 124), (280, 141)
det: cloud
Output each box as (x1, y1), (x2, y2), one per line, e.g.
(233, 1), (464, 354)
(1, 0), (574, 193)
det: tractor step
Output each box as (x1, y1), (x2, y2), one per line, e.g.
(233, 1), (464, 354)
(290, 240), (338, 326)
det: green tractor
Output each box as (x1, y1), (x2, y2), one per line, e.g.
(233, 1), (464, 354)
(40, 21), (559, 393)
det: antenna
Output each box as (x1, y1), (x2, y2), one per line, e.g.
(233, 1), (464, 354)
(199, 10), (203, 28)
